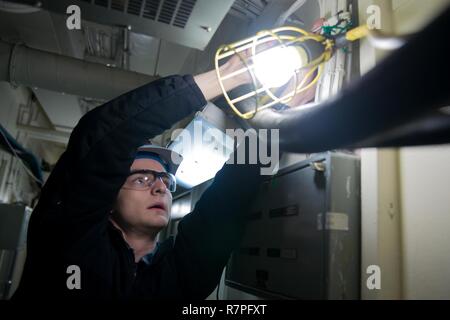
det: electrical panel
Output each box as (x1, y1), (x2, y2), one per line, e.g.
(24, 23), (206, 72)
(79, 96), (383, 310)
(225, 152), (360, 299)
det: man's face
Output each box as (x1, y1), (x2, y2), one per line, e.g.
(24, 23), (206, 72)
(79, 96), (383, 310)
(115, 158), (173, 233)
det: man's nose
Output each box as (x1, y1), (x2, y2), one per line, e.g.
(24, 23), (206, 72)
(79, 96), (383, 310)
(151, 177), (167, 194)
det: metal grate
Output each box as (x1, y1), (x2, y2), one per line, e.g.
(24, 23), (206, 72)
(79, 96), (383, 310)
(111, 0), (126, 12)
(158, 0), (178, 25)
(143, 0), (160, 20)
(230, 0), (267, 21)
(81, 0), (197, 29)
(127, 0), (144, 16)
(173, 0), (196, 28)
(94, 0), (108, 8)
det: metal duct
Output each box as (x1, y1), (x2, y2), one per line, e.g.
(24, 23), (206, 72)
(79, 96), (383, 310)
(0, 41), (157, 100)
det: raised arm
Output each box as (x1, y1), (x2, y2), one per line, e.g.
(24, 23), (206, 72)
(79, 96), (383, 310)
(31, 56), (251, 245)
(172, 140), (265, 299)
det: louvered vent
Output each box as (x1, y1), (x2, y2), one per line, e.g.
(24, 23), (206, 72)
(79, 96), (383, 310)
(111, 0), (126, 12)
(230, 0), (267, 21)
(42, 0), (234, 49)
(127, 0), (143, 16)
(143, 0), (159, 19)
(78, 0), (197, 29)
(173, 0), (196, 28)
(94, 0), (108, 8)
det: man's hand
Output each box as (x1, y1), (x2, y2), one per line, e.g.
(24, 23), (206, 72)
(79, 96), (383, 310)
(193, 50), (253, 101)
(194, 43), (318, 107)
(280, 66), (318, 108)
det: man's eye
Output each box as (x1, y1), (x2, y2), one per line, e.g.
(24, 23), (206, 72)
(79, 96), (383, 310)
(133, 177), (147, 185)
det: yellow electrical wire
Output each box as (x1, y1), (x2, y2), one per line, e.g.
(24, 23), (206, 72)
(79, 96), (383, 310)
(259, 62), (321, 106)
(346, 25), (369, 41)
(240, 63), (324, 118)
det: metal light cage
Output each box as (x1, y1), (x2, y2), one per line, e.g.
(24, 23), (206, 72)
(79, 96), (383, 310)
(214, 26), (335, 119)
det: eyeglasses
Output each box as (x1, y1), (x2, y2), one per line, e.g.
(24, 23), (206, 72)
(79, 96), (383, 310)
(122, 169), (177, 192)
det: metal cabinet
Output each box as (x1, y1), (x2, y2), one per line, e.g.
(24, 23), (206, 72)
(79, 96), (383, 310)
(225, 152), (361, 299)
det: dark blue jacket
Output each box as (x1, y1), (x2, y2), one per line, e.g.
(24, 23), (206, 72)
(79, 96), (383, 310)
(12, 75), (263, 300)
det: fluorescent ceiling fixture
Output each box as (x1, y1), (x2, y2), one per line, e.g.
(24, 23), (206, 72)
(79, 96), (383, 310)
(171, 194), (191, 219)
(252, 46), (304, 88)
(169, 115), (234, 189)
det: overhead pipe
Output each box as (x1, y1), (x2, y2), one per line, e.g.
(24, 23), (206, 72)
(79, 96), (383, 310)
(0, 41), (158, 100)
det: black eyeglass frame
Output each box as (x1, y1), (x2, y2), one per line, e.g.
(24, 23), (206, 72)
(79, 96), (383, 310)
(122, 169), (177, 192)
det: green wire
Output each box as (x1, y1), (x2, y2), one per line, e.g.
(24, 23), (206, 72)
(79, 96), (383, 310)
(321, 20), (353, 37)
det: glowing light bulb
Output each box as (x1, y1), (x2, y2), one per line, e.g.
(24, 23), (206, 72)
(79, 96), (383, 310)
(252, 46), (304, 88)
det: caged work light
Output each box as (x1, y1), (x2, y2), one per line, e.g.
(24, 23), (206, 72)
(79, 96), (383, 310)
(215, 25), (369, 119)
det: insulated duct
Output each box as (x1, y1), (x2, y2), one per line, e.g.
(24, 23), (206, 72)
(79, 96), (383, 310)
(0, 41), (157, 100)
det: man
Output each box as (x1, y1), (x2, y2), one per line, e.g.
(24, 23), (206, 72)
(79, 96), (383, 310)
(11, 56), (269, 300)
